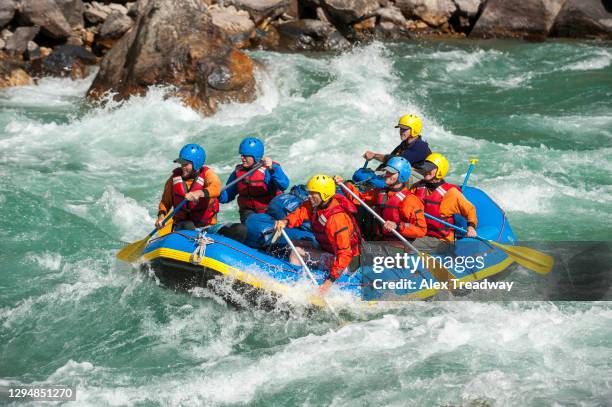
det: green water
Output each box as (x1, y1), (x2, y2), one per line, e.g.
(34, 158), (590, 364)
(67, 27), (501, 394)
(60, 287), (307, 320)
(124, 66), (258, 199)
(1, 40), (611, 406)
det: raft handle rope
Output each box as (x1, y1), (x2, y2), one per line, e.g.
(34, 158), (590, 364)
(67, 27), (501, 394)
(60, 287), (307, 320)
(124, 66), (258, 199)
(190, 230), (215, 265)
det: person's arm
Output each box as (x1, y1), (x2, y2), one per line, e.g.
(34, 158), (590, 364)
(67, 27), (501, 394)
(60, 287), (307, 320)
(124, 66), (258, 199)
(203, 169), (222, 199)
(326, 213), (355, 281)
(267, 163), (290, 192)
(440, 188), (478, 227)
(219, 170), (238, 203)
(398, 195), (427, 238)
(284, 202), (311, 228)
(158, 177), (174, 217)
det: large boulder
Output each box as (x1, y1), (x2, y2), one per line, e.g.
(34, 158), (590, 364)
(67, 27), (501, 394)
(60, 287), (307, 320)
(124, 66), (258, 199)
(470, 0), (566, 40)
(0, 56), (30, 87)
(208, 4), (255, 48)
(396, 0), (456, 27)
(320, 0), (378, 26)
(83, 1), (111, 24)
(225, 0), (289, 25)
(27, 44), (96, 79)
(87, 0), (256, 116)
(550, 0), (612, 40)
(55, 0), (85, 30)
(16, 0), (72, 39)
(0, 0), (17, 29)
(276, 18), (350, 51)
(5, 25), (39, 55)
(99, 11), (133, 39)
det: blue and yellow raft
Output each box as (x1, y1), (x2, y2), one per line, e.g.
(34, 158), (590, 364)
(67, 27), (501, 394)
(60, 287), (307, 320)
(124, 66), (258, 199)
(141, 184), (518, 306)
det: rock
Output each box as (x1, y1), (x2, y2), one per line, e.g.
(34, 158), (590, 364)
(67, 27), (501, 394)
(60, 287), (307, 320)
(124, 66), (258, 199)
(0, 38), (4, 49)
(316, 7), (330, 23)
(226, 0), (289, 24)
(126, 2), (137, 18)
(276, 18), (350, 51)
(87, 0), (256, 116)
(2, 28), (12, 40)
(550, 0), (612, 40)
(470, 0), (565, 40)
(25, 40), (40, 60)
(84, 1), (111, 24)
(352, 15), (376, 40)
(16, 0), (72, 39)
(396, 0), (456, 27)
(82, 29), (95, 46)
(5, 26), (39, 55)
(375, 20), (412, 40)
(0, 0), (17, 29)
(55, 0), (85, 30)
(454, 0), (483, 18)
(286, 0), (299, 18)
(108, 3), (128, 15)
(250, 24), (279, 49)
(26, 44), (96, 79)
(0, 57), (30, 87)
(320, 0), (378, 26)
(376, 5), (407, 25)
(39, 46), (52, 57)
(209, 4), (255, 48)
(99, 11), (133, 39)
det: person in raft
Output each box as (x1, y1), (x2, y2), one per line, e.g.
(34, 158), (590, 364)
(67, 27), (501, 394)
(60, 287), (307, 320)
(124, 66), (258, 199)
(410, 153), (478, 246)
(220, 137), (290, 223)
(334, 156), (427, 243)
(273, 174), (361, 294)
(155, 143), (221, 231)
(363, 114), (432, 170)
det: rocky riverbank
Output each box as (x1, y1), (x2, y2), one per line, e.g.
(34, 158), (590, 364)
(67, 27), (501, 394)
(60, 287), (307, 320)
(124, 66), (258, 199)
(1, 0), (611, 113)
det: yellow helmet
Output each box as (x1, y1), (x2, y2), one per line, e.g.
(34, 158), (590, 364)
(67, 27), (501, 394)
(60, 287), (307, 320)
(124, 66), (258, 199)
(395, 114), (423, 136)
(424, 152), (449, 179)
(306, 174), (336, 202)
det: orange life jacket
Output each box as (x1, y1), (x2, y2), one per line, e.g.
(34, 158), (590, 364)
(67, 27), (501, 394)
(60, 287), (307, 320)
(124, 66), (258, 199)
(413, 181), (459, 239)
(310, 194), (361, 256)
(235, 164), (281, 213)
(172, 167), (219, 226)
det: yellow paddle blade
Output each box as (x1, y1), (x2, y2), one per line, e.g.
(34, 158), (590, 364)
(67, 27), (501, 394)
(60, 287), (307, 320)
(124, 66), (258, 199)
(116, 236), (149, 263)
(489, 241), (554, 275)
(271, 229), (282, 244)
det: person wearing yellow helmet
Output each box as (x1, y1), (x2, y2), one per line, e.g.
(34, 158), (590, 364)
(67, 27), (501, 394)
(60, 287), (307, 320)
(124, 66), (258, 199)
(274, 174), (361, 294)
(410, 153), (478, 242)
(363, 114), (432, 170)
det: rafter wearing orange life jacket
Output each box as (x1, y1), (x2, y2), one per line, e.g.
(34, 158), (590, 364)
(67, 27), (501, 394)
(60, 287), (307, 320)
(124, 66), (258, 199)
(411, 180), (477, 242)
(158, 166), (222, 227)
(285, 194), (361, 280)
(344, 182), (427, 240)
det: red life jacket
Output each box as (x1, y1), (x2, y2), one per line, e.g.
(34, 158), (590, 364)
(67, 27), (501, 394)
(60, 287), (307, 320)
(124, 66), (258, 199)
(373, 187), (412, 240)
(413, 181), (459, 239)
(310, 194), (361, 255)
(172, 167), (219, 226)
(235, 164), (281, 213)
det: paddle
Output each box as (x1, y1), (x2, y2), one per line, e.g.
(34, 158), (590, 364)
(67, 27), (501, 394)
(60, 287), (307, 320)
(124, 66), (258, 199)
(461, 159), (479, 189)
(280, 229), (343, 322)
(338, 182), (455, 284)
(117, 162), (264, 263)
(423, 213), (554, 275)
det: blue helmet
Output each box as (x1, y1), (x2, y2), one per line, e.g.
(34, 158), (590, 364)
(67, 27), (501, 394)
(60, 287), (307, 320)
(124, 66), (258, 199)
(239, 137), (264, 161)
(174, 143), (206, 171)
(384, 156), (411, 183)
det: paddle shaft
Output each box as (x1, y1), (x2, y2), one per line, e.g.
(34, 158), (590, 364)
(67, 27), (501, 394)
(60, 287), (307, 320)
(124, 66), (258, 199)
(280, 229), (341, 320)
(151, 162), (264, 238)
(423, 212), (481, 241)
(338, 182), (420, 256)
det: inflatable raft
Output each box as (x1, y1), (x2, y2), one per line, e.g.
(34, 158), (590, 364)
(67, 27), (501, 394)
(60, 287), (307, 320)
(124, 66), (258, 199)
(141, 181), (518, 306)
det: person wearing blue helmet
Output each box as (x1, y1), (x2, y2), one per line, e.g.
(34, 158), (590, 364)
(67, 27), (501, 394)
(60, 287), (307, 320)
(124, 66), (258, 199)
(220, 137), (290, 223)
(335, 156), (426, 242)
(156, 143), (222, 230)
